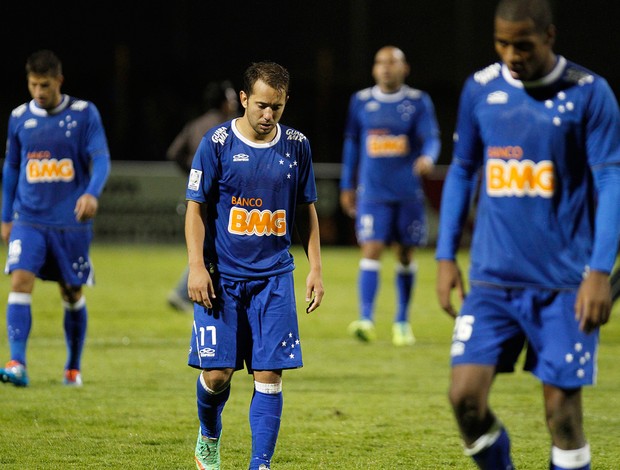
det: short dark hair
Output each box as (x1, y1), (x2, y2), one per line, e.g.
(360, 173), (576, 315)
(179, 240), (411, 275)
(495, 0), (554, 32)
(242, 61), (289, 97)
(203, 80), (235, 110)
(25, 49), (62, 77)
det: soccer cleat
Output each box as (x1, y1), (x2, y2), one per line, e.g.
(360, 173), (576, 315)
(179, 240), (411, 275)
(194, 428), (221, 470)
(63, 369), (83, 387)
(167, 290), (194, 313)
(348, 319), (376, 342)
(392, 322), (416, 346)
(0, 360), (29, 387)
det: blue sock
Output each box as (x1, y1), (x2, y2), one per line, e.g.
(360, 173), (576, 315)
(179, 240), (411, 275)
(394, 263), (416, 323)
(468, 425), (514, 470)
(196, 374), (230, 439)
(550, 444), (590, 470)
(6, 293), (32, 366)
(63, 297), (87, 371)
(249, 381), (283, 470)
(359, 259), (380, 322)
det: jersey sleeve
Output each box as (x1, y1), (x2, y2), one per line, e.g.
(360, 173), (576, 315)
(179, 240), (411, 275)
(585, 78), (620, 167)
(296, 137), (318, 205)
(435, 78), (483, 260)
(186, 135), (218, 203)
(2, 116), (21, 222)
(83, 103), (111, 198)
(416, 93), (441, 162)
(339, 94), (361, 191)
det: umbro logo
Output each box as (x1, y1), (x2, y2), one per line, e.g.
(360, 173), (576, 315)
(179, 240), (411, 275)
(487, 91), (508, 104)
(233, 153), (250, 162)
(25, 118), (38, 129)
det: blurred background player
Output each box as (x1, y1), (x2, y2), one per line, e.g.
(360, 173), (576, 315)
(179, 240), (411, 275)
(340, 45), (441, 346)
(0, 50), (111, 387)
(185, 61), (324, 470)
(166, 80), (239, 312)
(436, 0), (620, 468)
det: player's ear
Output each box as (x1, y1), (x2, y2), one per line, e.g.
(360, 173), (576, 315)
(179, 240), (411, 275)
(239, 90), (248, 109)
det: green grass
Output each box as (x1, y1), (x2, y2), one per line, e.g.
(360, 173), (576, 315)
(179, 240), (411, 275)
(0, 244), (618, 469)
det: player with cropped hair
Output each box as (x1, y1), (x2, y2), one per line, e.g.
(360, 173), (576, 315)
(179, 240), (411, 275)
(340, 45), (441, 346)
(186, 61), (324, 470)
(1, 49), (111, 387)
(436, 0), (620, 468)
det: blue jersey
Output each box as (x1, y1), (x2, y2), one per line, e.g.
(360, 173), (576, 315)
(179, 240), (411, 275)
(340, 85), (441, 202)
(437, 57), (620, 288)
(3, 95), (110, 228)
(186, 119), (318, 280)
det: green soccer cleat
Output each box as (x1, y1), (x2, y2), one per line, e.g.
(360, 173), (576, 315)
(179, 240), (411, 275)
(194, 428), (221, 470)
(348, 319), (376, 342)
(392, 322), (416, 346)
(0, 360), (29, 387)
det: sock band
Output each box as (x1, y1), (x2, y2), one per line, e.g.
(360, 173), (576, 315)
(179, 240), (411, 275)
(63, 296), (86, 311)
(396, 262), (418, 274)
(359, 258), (381, 271)
(254, 380), (282, 394)
(551, 444), (591, 469)
(464, 419), (502, 456)
(8, 292), (32, 305)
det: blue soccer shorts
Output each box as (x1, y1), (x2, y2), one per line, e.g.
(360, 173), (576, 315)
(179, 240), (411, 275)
(450, 284), (599, 389)
(5, 221), (94, 286)
(356, 199), (427, 246)
(188, 271), (303, 372)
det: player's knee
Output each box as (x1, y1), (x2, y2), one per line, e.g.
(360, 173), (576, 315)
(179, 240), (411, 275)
(202, 369), (233, 393)
(449, 386), (486, 429)
(60, 285), (82, 304)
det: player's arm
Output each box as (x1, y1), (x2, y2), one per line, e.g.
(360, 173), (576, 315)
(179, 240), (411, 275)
(2, 120), (21, 243)
(75, 154), (111, 222)
(295, 202), (324, 313)
(185, 200), (215, 308)
(435, 162), (476, 317)
(339, 97), (361, 218)
(435, 80), (481, 317)
(575, 163), (620, 332)
(414, 93), (441, 176)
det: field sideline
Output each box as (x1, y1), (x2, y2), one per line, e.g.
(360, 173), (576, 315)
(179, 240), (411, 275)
(0, 244), (618, 469)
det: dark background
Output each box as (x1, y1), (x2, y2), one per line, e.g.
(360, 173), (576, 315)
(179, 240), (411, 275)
(1, 1), (619, 167)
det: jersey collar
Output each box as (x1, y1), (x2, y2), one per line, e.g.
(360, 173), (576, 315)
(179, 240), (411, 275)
(501, 56), (566, 89)
(231, 118), (282, 148)
(28, 94), (70, 117)
(371, 85), (408, 103)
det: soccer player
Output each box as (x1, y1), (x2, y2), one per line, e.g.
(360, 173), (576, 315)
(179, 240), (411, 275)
(340, 45), (441, 346)
(166, 80), (239, 313)
(185, 61), (324, 470)
(435, 1), (620, 469)
(0, 50), (111, 387)
(610, 265), (620, 305)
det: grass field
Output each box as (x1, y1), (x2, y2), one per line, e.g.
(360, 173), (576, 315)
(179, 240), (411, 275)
(0, 244), (618, 469)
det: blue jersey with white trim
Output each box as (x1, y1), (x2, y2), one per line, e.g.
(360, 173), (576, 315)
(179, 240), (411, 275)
(444, 57), (620, 288)
(4, 95), (110, 227)
(340, 84), (440, 202)
(186, 119), (318, 280)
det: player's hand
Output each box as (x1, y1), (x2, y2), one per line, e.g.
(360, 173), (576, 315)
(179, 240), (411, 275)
(339, 189), (357, 218)
(1, 222), (12, 245)
(414, 155), (434, 176)
(575, 269), (611, 333)
(188, 265), (216, 309)
(305, 269), (324, 314)
(436, 259), (465, 318)
(74, 194), (99, 221)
